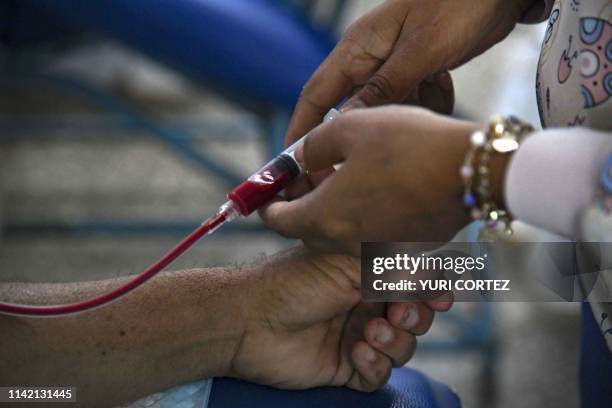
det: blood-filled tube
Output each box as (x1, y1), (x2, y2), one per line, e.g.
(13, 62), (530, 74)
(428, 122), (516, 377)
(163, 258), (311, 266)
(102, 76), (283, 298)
(0, 109), (339, 317)
(227, 108), (340, 217)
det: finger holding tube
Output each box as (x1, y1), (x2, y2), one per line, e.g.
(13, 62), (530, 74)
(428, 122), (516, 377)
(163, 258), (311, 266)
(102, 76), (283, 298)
(284, 1), (409, 146)
(259, 111), (361, 239)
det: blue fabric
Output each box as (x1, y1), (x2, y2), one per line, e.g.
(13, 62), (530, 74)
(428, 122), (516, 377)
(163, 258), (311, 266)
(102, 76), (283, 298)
(580, 303), (612, 407)
(16, 0), (334, 108)
(208, 368), (460, 408)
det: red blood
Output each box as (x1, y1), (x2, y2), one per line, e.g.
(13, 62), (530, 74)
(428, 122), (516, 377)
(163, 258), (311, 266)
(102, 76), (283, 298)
(228, 155), (298, 216)
(0, 213), (227, 316)
(0, 155), (299, 316)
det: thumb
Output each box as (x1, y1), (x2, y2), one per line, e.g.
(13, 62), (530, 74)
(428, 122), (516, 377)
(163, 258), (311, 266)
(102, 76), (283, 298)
(258, 196), (315, 239)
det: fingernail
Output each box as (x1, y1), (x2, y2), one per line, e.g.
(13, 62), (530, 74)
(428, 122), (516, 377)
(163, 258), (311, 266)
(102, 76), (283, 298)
(341, 98), (366, 112)
(401, 306), (419, 329)
(362, 345), (377, 362)
(375, 322), (394, 345)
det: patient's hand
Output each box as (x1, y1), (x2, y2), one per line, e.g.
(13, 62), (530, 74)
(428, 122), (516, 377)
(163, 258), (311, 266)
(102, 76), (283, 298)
(229, 246), (450, 391)
(0, 246), (448, 406)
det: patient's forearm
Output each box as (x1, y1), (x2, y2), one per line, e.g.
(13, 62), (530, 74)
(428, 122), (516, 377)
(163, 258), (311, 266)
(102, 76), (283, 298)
(0, 267), (250, 407)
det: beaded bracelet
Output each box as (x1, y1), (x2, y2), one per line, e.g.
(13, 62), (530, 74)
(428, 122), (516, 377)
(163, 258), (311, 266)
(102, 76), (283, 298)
(461, 115), (534, 235)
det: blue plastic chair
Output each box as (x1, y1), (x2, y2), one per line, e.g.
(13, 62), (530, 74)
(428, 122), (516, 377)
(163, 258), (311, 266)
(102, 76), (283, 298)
(11, 0), (334, 109)
(580, 303), (612, 406)
(0, 0), (336, 228)
(209, 368), (461, 408)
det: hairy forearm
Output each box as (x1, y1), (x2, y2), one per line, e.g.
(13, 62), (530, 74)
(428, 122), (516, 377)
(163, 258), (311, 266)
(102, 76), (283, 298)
(0, 267), (250, 407)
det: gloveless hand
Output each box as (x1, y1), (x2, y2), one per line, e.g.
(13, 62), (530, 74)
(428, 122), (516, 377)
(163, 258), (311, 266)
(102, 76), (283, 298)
(260, 106), (498, 246)
(0, 245), (450, 406)
(230, 246), (451, 391)
(285, 0), (533, 145)
(280, 0), (533, 223)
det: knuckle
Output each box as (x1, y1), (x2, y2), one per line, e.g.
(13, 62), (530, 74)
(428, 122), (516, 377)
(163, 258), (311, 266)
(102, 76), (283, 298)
(343, 16), (367, 39)
(329, 113), (351, 134)
(324, 254), (361, 289)
(331, 110), (365, 137)
(343, 21), (360, 40)
(324, 114), (353, 147)
(297, 83), (326, 112)
(362, 73), (395, 104)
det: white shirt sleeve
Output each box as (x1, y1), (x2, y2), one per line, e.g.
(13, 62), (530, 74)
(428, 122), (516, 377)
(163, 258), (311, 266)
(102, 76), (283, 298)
(504, 128), (611, 239)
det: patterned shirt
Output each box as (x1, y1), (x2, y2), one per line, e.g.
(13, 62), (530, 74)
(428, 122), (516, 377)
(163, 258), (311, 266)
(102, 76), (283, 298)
(528, 0), (611, 350)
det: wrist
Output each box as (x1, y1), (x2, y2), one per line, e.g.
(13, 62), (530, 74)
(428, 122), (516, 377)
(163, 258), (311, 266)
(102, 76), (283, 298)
(460, 115), (534, 231)
(431, 118), (481, 230)
(188, 267), (251, 379)
(429, 116), (518, 222)
(221, 258), (274, 380)
(488, 146), (512, 212)
(448, 119), (482, 197)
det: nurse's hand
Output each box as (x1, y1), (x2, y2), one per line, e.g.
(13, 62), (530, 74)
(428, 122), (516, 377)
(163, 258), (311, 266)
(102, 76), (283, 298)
(260, 106), (509, 248)
(285, 0), (532, 145)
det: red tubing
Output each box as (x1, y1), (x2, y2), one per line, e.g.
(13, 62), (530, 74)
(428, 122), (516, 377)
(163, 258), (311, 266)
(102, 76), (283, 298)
(0, 213), (227, 317)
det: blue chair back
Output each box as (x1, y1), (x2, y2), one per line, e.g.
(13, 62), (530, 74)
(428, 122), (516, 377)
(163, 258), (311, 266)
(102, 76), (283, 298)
(6, 0), (335, 108)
